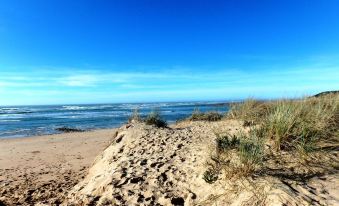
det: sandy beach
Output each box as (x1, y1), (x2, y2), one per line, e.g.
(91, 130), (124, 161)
(0, 129), (115, 205)
(0, 116), (338, 205)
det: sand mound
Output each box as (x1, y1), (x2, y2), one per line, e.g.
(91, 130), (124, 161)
(64, 122), (213, 205)
(64, 121), (339, 206)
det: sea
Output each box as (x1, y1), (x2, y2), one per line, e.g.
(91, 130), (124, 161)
(0, 102), (229, 138)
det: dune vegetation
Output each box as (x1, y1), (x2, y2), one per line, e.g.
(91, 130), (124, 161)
(228, 93), (338, 152)
(129, 109), (168, 128)
(201, 93), (339, 183)
(130, 93), (338, 184)
(187, 109), (223, 122)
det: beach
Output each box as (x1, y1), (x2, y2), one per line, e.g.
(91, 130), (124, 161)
(0, 118), (338, 205)
(0, 129), (115, 205)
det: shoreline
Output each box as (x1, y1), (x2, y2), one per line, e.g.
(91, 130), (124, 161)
(0, 126), (121, 140)
(0, 121), (179, 140)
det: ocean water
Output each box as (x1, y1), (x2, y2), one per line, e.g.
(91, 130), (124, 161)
(0, 102), (229, 138)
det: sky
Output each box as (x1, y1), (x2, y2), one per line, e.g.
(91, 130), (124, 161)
(0, 0), (339, 105)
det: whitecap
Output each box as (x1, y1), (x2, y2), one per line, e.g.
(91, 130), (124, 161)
(61, 106), (87, 110)
(0, 119), (21, 122)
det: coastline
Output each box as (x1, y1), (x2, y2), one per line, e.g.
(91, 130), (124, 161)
(1, 116), (338, 205)
(0, 128), (115, 205)
(0, 126), (120, 140)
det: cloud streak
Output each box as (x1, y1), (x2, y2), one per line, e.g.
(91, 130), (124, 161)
(0, 56), (339, 105)
(1, 66), (338, 88)
(58, 74), (101, 87)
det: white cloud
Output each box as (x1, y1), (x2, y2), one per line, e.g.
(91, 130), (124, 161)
(0, 81), (48, 87)
(0, 65), (338, 90)
(58, 74), (100, 87)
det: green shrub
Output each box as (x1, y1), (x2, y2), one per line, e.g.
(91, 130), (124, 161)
(214, 130), (264, 176)
(144, 110), (167, 128)
(216, 133), (241, 152)
(238, 134), (264, 166)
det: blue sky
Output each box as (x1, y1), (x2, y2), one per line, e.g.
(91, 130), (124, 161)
(0, 0), (339, 105)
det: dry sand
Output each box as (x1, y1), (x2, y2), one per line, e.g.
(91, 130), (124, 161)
(0, 129), (115, 205)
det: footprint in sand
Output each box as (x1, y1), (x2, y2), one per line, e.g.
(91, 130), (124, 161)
(31, 151), (40, 154)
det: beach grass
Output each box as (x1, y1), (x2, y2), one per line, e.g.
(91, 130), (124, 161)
(228, 94), (338, 152)
(128, 109), (142, 122)
(128, 109), (167, 127)
(204, 93), (339, 180)
(144, 110), (167, 128)
(188, 109), (223, 121)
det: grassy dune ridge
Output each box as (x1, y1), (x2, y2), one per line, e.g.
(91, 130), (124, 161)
(197, 93), (339, 182)
(121, 94), (338, 204)
(228, 94), (339, 152)
(129, 93), (338, 181)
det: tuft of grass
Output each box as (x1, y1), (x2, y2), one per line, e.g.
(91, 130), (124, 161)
(144, 110), (167, 128)
(128, 109), (142, 122)
(228, 99), (271, 125)
(128, 109), (168, 128)
(238, 131), (264, 173)
(216, 133), (241, 152)
(262, 100), (302, 150)
(189, 109), (223, 122)
(213, 130), (264, 177)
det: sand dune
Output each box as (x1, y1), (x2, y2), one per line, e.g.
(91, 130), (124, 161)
(65, 121), (339, 205)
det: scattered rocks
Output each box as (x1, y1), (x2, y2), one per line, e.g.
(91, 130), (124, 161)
(115, 134), (124, 143)
(56, 127), (85, 133)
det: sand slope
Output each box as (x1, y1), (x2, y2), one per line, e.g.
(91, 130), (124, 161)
(65, 122), (215, 205)
(64, 121), (339, 206)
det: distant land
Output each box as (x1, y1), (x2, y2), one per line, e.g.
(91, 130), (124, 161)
(314, 90), (339, 97)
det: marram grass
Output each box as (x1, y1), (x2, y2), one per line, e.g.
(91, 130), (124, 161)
(229, 94), (339, 152)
